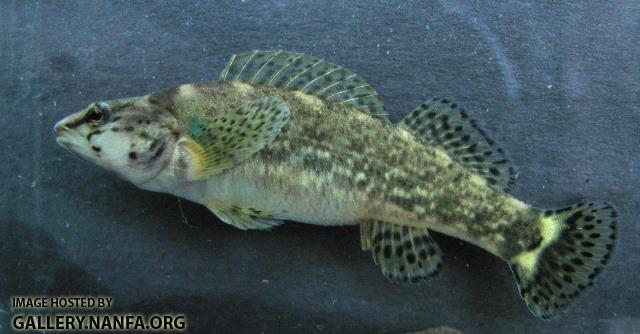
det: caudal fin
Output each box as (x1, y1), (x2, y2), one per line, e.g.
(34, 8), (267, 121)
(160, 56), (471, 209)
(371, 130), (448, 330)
(509, 201), (618, 319)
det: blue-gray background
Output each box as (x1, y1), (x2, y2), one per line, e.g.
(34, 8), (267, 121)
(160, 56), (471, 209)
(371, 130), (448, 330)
(1, 1), (638, 333)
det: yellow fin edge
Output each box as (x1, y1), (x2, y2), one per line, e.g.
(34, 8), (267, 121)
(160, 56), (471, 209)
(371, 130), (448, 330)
(177, 138), (207, 180)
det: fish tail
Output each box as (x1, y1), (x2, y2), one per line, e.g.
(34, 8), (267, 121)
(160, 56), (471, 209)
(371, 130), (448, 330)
(509, 201), (617, 319)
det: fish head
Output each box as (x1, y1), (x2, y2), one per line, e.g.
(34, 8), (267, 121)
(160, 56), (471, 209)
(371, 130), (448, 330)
(54, 96), (179, 185)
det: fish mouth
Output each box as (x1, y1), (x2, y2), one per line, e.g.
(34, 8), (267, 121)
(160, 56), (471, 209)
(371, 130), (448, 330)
(54, 114), (101, 165)
(54, 117), (94, 164)
(54, 119), (68, 135)
(55, 136), (71, 147)
(56, 136), (92, 163)
(54, 116), (83, 153)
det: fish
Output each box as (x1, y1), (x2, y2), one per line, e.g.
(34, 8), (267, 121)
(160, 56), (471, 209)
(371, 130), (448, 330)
(54, 50), (617, 319)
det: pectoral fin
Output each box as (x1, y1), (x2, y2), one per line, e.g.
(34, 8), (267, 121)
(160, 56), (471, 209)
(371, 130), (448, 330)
(176, 96), (290, 180)
(205, 199), (284, 230)
(361, 220), (443, 283)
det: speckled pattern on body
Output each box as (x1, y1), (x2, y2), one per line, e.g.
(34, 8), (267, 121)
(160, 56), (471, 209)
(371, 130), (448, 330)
(53, 50), (618, 320)
(3, 2), (637, 332)
(150, 80), (542, 259)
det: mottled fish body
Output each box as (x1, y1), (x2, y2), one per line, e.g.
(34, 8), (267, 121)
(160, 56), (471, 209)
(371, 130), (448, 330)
(55, 51), (618, 319)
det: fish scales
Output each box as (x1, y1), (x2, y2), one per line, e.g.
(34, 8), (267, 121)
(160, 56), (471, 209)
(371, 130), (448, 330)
(54, 50), (618, 319)
(155, 81), (541, 259)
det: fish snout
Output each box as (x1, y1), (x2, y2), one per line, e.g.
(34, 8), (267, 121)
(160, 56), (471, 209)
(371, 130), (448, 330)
(54, 115), (79, 149)
(54, 111), (85, 135)
(55, 136), (71, 147)
(54, 119), (69, 134)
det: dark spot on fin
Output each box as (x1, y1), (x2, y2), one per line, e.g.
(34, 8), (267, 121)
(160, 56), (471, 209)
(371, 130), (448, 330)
(527, 236), (543, 251)
(360, 220), (443, 284)
(177, 96), (290, 180)
(204, 199), (283, 230)
(218, 50), (388, 121)
(400, 97), (517, 192)
(510, 201), (617, 319)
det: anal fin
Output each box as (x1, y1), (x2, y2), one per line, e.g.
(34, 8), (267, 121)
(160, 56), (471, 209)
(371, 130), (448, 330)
(361, 221), (443, 284)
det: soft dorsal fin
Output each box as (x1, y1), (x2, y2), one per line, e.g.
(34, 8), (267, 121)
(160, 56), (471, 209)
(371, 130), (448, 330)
(176, 96), (290, 180)
(219, 50), (388, 120)
(401, 98), (517, 192)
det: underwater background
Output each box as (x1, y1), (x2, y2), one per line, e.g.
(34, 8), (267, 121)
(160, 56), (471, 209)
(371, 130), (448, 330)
(1, 1), (638, 333)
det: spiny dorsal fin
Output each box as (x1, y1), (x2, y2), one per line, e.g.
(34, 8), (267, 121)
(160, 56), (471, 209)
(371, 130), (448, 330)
(401, 98), (517, 192)
(176, 96), (290, 180)
(205, 199), (284, 230)
(361, 221), (443, 284)
(219, 50), (388, 120)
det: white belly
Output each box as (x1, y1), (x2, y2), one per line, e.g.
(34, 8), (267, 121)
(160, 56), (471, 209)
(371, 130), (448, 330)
(203, 164), (364, 226)
(139, 158), (366, 226)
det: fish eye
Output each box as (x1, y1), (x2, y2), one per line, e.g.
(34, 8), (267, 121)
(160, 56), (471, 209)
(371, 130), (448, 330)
(86, 108), (103, 123)
(87, 102), (110, 124)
